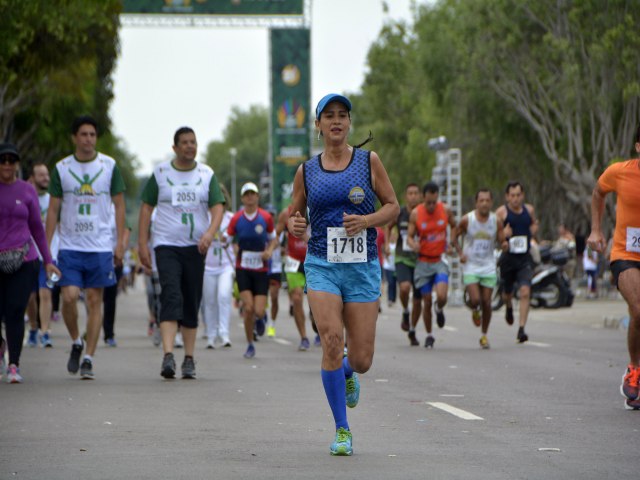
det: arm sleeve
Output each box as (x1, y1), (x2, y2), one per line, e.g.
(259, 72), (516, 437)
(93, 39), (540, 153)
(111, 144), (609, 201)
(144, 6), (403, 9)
(598, 163), (620, 193)
(110, 164), (126, 195)
(27, 186), (52, 265)
(208, 175), (225, 207)
(140, 174), (159, 206)
(48, 166), (63, 198)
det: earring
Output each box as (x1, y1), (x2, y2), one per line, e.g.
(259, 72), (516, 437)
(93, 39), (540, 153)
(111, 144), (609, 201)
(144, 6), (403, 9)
(317, 130), (321, 141)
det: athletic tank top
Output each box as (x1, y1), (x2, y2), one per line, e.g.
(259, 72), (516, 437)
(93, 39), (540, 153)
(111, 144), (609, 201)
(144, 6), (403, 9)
(394, 206), (418, 264)
(505, 204), (532, 254)
(415, 202), (448, 261)
(304, 148), (377, 262)
(462, 211), (497, 276)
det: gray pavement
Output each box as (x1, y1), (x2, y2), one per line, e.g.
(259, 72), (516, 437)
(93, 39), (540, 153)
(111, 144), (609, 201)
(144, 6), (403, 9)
(1, 282), (637, 479)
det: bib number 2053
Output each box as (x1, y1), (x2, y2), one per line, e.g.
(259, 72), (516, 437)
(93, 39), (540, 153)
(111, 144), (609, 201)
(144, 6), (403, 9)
(327, 228), (367, 263)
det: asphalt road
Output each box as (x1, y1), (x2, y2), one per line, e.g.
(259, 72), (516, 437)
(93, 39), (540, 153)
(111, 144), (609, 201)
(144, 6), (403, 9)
(1, 282), (637, 480)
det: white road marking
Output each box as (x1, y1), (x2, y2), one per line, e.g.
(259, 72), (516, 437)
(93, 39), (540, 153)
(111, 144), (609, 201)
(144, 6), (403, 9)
(528, 341), (551, 348)
(273, 338), (293, 346)
(427, 402), (484, 420)
(440, 394), (465, 398)
(443, 326), (458, 332)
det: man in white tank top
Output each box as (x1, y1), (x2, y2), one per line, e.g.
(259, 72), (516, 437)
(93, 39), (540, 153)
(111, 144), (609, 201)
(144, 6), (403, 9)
(452, 189), (504, 349)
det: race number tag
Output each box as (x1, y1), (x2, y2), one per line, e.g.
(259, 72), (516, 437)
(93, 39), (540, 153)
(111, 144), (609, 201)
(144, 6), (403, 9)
(327, 227), (367, 263)
(171, 186), (198, 207)
(472, 239), (492, 256)
(240, 251), (263, 270)
(626, 227), (640, 253)
(284, 256), (301, 273)
(508, 235), (527, 254)
(74, 215), (98, 236)
(401, 229), (414, 252)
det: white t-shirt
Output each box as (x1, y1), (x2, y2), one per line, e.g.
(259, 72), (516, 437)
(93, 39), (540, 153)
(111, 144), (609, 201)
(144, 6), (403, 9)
(462, 211), (498, 276)
(38, 192), (59, 261)
(205, 210), (235, 275)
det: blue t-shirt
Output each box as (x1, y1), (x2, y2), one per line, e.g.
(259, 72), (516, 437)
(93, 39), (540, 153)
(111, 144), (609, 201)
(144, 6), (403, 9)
(227, 208), (274, 271)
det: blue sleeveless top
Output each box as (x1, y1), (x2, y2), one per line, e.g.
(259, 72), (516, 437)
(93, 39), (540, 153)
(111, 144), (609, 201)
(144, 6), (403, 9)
(505, 204), (532, 253)
(304, 148), (377, 261)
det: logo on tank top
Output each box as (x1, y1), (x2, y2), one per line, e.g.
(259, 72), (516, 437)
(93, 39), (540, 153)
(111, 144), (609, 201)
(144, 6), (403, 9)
(254, 224), (264, 234)
(348, 187), (365, 205)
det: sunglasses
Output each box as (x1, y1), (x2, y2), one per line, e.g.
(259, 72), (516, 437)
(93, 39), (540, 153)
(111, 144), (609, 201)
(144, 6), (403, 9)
(0, 154), (19, 165)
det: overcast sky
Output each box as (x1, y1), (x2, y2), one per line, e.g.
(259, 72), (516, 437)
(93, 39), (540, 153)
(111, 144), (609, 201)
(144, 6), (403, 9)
(110, 0), (417, 174)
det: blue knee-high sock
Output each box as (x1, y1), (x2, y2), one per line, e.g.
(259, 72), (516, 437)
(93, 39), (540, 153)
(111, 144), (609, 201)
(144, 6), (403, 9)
(321, 368), (349, 430)
(342, 357), (354, 379)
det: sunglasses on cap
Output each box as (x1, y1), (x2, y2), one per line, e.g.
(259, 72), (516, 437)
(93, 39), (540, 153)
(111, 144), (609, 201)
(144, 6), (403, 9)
(0, 154), (19, 165)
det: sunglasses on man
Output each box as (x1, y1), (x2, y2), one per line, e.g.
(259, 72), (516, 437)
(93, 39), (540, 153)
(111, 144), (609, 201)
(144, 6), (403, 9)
(0, 154), (19, 165)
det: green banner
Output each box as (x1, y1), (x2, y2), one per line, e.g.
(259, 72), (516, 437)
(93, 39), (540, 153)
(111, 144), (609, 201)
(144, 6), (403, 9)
(270, 28), (310, 212)
(122, 0), (303, 15)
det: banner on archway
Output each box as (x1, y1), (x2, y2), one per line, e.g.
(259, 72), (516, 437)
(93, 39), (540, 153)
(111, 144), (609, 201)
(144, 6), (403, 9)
(270, 28), (310, 212)
(122, 0), (304, 15)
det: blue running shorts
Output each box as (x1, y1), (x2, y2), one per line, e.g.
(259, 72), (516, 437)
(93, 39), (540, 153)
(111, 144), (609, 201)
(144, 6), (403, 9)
(304, 254), (381, 303)
(57, 250), (116, 289)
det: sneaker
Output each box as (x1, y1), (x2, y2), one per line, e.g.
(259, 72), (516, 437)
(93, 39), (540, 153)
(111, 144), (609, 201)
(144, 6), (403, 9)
(243, 344), (256, 359)
(408, 331), (419, 346)
(267, 325), (276, 338)
(479, 335), (490, 349)
(472, 309), (481, 327)
(299, 337), (310, 351)
(80, 359), (94, 379)
(624, 398), (640, 410)
(255, 315), (267, 337)
(161, 352), (176, 379)
(425, 335), (435, 349)
(330, 427), (353, 456)
(51, 311), (61, 322)
(314, 334), (321, 347)
(6, 364), (22, 384)
(27, 329), (38, 347)
(67, 342), (84, 374)
(517, 327), (529, 344)
(174, 332), (184, 348)
(435, 306), (446, 328)
(206, 340), (215, 350)
(40, 332), (53, 348)
(222, 338), (232, 348)
(621, 364), (640, 400)
(401, 312), (410, 332)
(105, 338), (117, 347)
(181, 356), (196, 379)
(345, 373), (360, 408)
(506, 307), (514, 325)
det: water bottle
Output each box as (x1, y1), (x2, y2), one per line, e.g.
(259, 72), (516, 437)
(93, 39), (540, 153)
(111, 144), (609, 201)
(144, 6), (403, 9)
(46, 273), (60, 289)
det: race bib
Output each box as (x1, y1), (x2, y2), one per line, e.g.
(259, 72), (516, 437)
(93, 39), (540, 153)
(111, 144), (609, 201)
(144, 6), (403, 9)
(171, 186), (198, 207)
(401, 229), (414, 252)
(626, 227), (640, 253)
(240, 250), (263, 270)
(74, 215), (98, 236)
(327, 227), (367, 263)
(508, 235), (527, 254)
(284, 256), (301, 273)
(472, 239), (492, 256)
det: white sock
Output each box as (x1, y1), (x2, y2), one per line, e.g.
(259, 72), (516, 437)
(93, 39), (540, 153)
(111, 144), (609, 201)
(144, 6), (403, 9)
(73, 338), (83, 346)
(83, 354), (93, 362)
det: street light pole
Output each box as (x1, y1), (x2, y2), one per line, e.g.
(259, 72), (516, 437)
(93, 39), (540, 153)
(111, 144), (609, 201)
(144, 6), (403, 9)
(229, 147), (237, 211)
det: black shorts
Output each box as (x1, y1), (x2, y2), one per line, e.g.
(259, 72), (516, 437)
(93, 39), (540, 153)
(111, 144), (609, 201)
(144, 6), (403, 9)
(268, 272), (282, 286)
(237, 269), (269, 296)
(499, 252), (533, 294)
(155, 245), (205, 328)
(610, 260), (640, 288)
(395, 262), (422, 298)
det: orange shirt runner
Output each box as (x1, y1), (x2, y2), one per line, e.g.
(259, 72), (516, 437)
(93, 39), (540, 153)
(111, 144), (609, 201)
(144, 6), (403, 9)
(415, 202), (448, 262)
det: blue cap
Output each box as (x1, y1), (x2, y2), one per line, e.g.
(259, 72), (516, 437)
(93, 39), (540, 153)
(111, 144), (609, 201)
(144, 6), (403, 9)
(315, 93), (352, 120)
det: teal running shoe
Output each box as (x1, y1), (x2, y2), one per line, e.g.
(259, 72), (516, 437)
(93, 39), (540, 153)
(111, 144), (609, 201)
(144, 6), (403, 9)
(345, 373), (360, 408)
(330, 427), (353, 456)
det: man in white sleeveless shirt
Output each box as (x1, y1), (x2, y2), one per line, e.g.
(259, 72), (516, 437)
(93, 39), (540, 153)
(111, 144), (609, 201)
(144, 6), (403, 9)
(452, 189), (504, 349)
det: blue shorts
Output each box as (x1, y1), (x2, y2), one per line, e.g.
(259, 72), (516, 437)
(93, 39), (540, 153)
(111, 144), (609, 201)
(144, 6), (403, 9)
(304, 254), (381, 303)
(57, 250), (116, 289)
(414, 261), (449, 295)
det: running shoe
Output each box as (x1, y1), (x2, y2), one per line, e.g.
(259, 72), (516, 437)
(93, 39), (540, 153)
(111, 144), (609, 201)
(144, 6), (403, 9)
(621, 364), (640, 400)
(222, 338), (232, 348)
(206, 340), (215, 350)
(105, 338), (117, 347)
(267, 326), (276, 338)
(80, 359), (94, 379)
(505, 306), (514, 325)
(298, 337), (310, 351)
(314, 334), (321, 347)
(517, 327), (529, 344)
(435, 305), (446, 328)
(330, 427), (353, 456)
(40, 332), (53, 348)
(174, 332), (184, 348)
(624, 398), (640, 410)
(67, 342), (84, 374)
(6, 364), (22, 384)
(425, 335), (435, 349)
(472, 309), (481, 327)
(479, 335), (490, 349)
(181, 356), (196, 379)
(408, 331), (419, 346)
(27, 329), (38, 347)
(51, 311), (61, 322)
(243, 344), (256, 359)
(255, 315), (267, 337)
(345, 373), (360, 408)
(401, 312), (410, 332)
(161, 352), (176, 379)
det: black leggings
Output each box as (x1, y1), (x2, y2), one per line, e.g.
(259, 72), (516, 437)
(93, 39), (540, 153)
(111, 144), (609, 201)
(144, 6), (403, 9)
(0, 260), (38, 366)
(103, 265), (123, 340)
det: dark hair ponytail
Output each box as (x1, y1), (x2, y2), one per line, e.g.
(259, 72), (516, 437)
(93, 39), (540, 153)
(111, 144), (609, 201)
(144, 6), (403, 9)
(354, 131), (374, 149)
